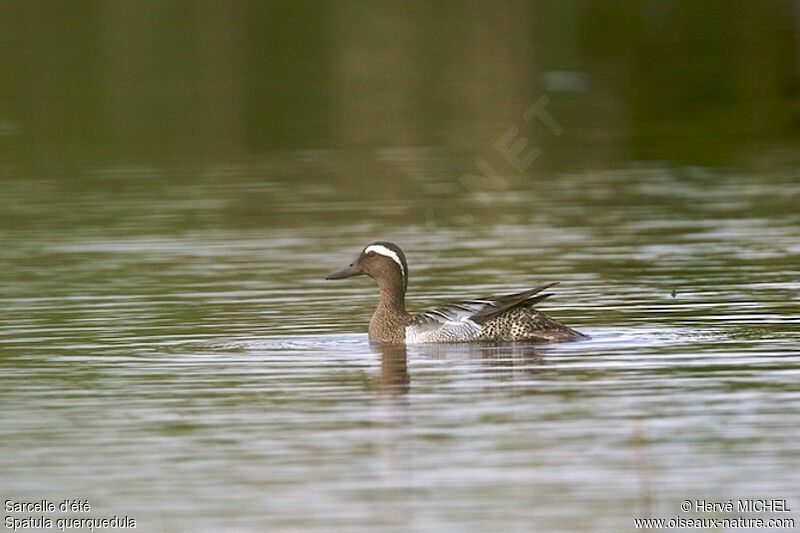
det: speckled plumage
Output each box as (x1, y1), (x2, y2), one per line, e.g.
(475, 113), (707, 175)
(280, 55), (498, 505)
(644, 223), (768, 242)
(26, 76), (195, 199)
(369, 303), (412, 344)
(326, 242), (588, 345)
(477, 307), (585, 342)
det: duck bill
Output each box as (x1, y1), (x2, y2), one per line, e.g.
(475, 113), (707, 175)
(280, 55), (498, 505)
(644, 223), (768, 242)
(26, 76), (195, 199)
(325, 263), (363, 280)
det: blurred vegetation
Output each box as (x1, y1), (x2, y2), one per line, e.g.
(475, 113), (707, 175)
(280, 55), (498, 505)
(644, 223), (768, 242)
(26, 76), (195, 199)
(1, 0), (799, 173)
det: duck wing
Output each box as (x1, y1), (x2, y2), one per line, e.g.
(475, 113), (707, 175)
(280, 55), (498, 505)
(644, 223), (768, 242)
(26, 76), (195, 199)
(411, 282), (558, 327)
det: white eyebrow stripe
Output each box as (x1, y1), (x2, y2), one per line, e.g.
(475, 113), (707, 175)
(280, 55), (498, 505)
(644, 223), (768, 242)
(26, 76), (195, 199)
(364, 244), (405, 279)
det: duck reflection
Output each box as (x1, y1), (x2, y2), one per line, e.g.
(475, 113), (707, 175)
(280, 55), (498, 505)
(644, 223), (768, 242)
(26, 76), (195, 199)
(471, 343), (545, 369)
(415, 342), (545, 372)
(369, 341), (547, 395)
(371, 343), (409, 395)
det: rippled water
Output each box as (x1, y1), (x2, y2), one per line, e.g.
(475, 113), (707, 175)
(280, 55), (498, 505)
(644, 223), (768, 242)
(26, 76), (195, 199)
(2, 164), (799, 531)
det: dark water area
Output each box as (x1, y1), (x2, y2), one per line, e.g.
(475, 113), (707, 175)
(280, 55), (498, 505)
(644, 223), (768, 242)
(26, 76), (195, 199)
(2, 2), (800, 531)
(2, 1), (800, 170)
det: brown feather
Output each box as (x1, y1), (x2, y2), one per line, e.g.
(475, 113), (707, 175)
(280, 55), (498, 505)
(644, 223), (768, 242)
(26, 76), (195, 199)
(470, 282), (559, 324)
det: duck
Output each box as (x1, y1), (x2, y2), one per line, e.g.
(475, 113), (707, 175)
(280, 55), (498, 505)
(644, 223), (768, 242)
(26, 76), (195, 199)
(325, 242), (587, 344)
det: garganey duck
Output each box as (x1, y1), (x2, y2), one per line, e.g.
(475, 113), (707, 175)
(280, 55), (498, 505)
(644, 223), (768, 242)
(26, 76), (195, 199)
(326, 242), (587, 344)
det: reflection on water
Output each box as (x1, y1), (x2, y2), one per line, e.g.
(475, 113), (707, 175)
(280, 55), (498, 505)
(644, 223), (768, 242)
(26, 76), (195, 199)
(373, 342), (546, 397)
(1, 2), (799, 169)
(374, 344), (410, 396)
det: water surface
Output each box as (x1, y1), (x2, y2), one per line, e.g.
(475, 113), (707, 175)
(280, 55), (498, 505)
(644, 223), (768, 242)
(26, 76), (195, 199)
(2, 165), (799, 531)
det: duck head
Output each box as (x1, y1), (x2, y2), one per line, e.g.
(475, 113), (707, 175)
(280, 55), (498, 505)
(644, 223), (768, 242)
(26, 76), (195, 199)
(325, 241), (408, 294)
